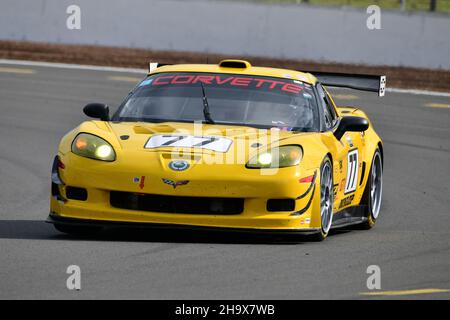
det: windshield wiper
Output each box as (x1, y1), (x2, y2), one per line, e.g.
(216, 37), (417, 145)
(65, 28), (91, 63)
(200, 83), (215, 124)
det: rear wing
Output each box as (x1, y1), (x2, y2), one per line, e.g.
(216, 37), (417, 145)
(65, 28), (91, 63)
(303, 71), (386, 97)
(149, 62), (169, 73)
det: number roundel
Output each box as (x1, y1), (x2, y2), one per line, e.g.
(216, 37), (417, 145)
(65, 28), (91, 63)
(144, 135), (233, 153)
(345, 149), (359, 194)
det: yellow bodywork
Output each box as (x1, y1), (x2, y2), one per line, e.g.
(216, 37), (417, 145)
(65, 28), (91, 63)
(50, 61), (382, 233)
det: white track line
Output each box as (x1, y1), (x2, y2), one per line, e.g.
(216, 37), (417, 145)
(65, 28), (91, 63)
(386, 88), (450, 98)
(0, 59), (147, 74)
(1, 59), (449, 97)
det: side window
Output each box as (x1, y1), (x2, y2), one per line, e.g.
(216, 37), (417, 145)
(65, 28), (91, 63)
(316, 84), (337, 129)
(325, 92), (338, 121)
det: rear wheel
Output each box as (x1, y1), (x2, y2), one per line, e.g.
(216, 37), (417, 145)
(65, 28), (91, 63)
(311, 157), (334, 241)
(359, 148), (383, 229)
(54, 223), (102, 236)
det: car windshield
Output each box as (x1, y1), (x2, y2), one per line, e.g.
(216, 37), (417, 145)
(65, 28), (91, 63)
(113, 72), (320, 132)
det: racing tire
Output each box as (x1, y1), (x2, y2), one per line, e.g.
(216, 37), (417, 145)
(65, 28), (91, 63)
(359, 148), (383, 229)
(310, 156), (334, 241)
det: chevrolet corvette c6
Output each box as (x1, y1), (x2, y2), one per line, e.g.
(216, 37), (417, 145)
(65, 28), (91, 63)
(48, 59), (385, 241)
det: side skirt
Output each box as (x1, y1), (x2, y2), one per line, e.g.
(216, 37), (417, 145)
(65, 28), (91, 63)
(331, 205), (367, 229)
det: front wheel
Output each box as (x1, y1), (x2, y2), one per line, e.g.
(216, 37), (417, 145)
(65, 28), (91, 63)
(311, 156), (334, 241)
(359, 148), (383, 229)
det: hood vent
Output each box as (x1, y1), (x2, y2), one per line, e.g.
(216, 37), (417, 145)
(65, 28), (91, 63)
(219, 59), (251, 69)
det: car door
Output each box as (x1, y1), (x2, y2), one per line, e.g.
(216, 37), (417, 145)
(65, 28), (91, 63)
(317, 84), (361, 212)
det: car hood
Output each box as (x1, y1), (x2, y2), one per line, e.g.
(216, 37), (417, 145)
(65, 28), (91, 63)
(106, 121), (315, 155)
(59, 120), (325, 170)
(60, 120), (320, 162)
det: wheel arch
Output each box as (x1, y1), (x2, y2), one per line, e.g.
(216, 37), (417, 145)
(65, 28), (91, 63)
(326, 152), (333, 168)
(377, 141), (384, 165)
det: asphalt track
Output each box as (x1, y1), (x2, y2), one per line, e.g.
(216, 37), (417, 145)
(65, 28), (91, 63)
(0, 61), (449, 299)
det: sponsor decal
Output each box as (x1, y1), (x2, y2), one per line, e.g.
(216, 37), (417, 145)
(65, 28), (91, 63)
(339, 194), (355, 209)
(162, 178), (189, 189)
(150, 74), (305, 94)
(339, 178), (346, 191)
(133, 176), (146, 189)
(139, 79), (153, 87)
(346, 135), (354, 147)
(168, 160), (190, 171)
(300, 218), (311, 225)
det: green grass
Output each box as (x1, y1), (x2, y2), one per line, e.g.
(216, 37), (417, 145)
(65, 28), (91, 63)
(224, 0), (450, 13)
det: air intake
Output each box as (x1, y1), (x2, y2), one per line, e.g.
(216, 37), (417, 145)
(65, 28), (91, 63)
(66, 186), (88, 201)
(219, 59), (251, 69)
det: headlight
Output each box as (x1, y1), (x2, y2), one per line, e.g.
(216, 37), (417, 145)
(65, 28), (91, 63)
(71, 133), (116, 161)
(246, 145), (302, 168)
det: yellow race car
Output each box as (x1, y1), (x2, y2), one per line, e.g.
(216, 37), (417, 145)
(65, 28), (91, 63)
(48, 59), (385, 241)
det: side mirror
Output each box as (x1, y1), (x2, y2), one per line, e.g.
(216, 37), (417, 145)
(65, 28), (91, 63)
(334, 116), (369, 140)
(83, 103), (110, 121)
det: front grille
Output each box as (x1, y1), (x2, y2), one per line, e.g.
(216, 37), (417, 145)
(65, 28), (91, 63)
(110, 191), (244, 215)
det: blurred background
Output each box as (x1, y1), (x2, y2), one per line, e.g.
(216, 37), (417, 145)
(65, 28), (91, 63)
(1, 0), (450, 300)
(215, 0), (449, 13)
(0, 0), (449, 90)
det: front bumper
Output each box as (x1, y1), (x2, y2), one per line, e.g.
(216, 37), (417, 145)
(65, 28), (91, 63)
(46, 213), (320, 235)
(50, 153), (321, 231)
